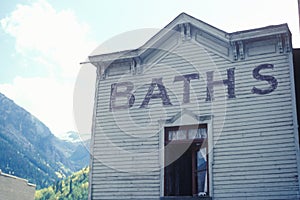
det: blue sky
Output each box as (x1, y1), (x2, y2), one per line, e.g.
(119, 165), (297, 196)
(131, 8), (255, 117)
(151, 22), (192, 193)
(0, 0), (299, 137)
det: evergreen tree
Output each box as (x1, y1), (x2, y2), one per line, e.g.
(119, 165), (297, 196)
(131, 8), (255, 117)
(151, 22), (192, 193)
(35, 167), (89, 200)
(68, 179), (73, 196)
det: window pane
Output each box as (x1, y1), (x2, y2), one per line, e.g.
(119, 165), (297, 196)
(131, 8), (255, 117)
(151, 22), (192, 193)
(197, 148), (207, 194)
(168, 130), (186, 140)
(198, 128), (207, 139)
(188, 129), (197, 139)
(168, 131), (175, 141)
(176, 129), (186, 140)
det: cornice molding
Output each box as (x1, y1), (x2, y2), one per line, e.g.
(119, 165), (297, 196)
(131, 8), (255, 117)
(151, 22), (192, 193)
(88, 13), (292, 79)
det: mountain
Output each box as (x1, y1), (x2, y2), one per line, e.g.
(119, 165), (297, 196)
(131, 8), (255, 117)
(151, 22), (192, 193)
(55, 132), (91, 171)
(55, 131), (90, 171)
(57, 131), (82, 143)
(0, 93), (90, 189)
(69, 139), (90, 170)
(35, 167), (89, 200)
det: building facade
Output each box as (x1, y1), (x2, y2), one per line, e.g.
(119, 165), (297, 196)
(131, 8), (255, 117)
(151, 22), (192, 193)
(88, 13), (300, 199)
(0, 170), (36, 200)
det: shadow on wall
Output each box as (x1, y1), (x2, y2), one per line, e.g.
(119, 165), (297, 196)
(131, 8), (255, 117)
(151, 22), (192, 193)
(293, 48), (300, 144)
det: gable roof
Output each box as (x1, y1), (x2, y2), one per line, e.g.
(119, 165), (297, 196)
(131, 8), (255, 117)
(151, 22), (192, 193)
(88, 12), (291, 65)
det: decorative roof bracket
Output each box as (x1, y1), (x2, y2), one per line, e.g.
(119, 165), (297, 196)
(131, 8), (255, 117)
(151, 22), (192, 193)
(179, 23), (192, 41)
(185, 23), (191, 40)
(134, 57), (143, 74)
(231, 41), (238, 61)
(277, 34), (284, 53)
(237, 41), (244, 60)
(284, 33), (291, 53)
(96, 62), (106, 80)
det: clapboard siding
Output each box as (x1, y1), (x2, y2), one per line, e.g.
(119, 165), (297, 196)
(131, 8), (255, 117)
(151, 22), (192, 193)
(90, 20), (299, 199)
(167, 41), (297, 199)
(90, 162), (160, 199)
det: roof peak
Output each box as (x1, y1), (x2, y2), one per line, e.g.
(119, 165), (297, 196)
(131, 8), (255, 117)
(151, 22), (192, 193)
(88, 12), (290, 62)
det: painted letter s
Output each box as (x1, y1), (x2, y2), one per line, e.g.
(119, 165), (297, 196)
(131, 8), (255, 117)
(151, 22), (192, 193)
(252, 64), (278, 95)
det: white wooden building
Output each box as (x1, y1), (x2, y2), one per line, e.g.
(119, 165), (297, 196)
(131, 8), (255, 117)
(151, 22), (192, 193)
(88, 13), (300, 199)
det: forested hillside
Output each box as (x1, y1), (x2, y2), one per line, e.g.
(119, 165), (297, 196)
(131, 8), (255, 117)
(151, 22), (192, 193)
(35, 167), (89, 200)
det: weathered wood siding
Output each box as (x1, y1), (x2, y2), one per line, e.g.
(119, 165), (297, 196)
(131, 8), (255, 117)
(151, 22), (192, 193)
(209, 49), (300, 200)
(90, 14), (300, 200)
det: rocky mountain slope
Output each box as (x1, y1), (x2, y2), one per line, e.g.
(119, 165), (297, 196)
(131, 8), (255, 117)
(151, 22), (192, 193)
(0, 93), (90, 189)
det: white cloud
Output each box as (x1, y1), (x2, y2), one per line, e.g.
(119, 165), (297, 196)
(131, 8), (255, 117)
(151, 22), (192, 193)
(0, 0), (97, 136)
(1, 0), (96, 78)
